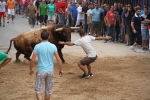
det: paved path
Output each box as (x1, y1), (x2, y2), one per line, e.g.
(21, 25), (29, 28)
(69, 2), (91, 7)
(0, 15), (150, 61)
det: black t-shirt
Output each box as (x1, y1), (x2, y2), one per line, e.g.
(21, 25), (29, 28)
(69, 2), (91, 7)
(131, 15), (144, 30)
(82, 6), (88, 17)
(45, 0), (50, 5)
(147, 12), (150, 19)
(125, 9), (135, 25)
(114, 9), (119, 21)
(35, 0), (42, 9)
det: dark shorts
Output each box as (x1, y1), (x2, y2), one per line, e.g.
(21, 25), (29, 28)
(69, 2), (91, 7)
(80, 56), (97, 66)
(91, 21), (100, 31)
(125, 25), (132, 34)
(39, 15), (48, 23)
(0, 52), (8, 61)
(29, 15), (36, 25)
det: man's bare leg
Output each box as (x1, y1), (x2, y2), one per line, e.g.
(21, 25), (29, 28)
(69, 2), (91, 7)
(0, 56), (12, 69)
(36, 93), (43, 100)
(78, 62), (87, 74)
(45, 94), (50, 100)
(12, 15), (14, 21)
(87, 64), (91, 74)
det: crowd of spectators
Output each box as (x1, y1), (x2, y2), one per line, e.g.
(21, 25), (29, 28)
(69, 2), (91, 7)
(0, 0), (150, 52)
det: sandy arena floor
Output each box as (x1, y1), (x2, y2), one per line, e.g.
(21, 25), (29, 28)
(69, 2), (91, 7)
(0, 54), (150, 100)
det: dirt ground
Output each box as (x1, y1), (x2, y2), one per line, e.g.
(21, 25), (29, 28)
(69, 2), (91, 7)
(0, 54), (150, 100)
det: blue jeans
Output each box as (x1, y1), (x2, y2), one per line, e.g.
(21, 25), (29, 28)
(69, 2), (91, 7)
(71, 17), (77, 27)
(60, 13), (66, 25)
(120, 27), (125, 42)
(107, 24), (115, 41)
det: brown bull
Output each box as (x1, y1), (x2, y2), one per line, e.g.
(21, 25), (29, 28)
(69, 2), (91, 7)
(6, 24), (80, 63)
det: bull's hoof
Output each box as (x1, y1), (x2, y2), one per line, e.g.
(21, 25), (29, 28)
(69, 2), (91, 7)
(63, 62), (67, 64)
(14, 59), (22, 63)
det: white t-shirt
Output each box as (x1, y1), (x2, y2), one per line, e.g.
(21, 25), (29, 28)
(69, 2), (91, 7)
(77, 6), (85, 20)
(0, 1), (6, 12)
(74, 36), (96, 57)
(87, 9), (92, 17)
(141, 13), (148, 29)
(33, 0), (37, 6)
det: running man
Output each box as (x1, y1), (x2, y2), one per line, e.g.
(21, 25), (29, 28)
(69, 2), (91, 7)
(0, 52), (12, 69)
(7, 0), (15, 23)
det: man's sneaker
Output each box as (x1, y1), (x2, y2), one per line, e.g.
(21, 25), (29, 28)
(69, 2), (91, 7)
(12, 21), (14, 23)
(7, 21), (9, 23)
(104, 40), (107, 43)
(81, 74), (88, 78)
(87, 73), (93, 77)
(143, 47), (149, 51)
(130, 46), (135, 50)
(3, 25), (5, 27)
(136, 49), (145, 53)
(126, 42), (129, 46)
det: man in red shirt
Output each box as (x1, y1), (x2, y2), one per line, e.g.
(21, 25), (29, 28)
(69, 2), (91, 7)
(58, 0), (68, 25)
(54, 0), (61, 24)
(106, 6), (116, 42)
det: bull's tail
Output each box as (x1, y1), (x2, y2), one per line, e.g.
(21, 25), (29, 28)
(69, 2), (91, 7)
(6, 38), (16, 54)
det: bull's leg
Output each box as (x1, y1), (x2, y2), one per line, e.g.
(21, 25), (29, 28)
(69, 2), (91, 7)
(24, 51), (32, 61)
(58, 49), (65, 63)
(16, 51), (21, 62)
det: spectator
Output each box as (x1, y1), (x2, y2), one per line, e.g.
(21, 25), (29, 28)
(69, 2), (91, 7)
(120, 6), (126, 43)
(47, 0), (56, 25)
(26, 0), (37, 30)
(70, 2), (77, 27)
(146, 9), (150, 51)
(86, 3), (93, 35)
(35, 0), (41, 25)
(29, 30), (63, 100)
(58, 29), (111, 78)
(66, 0), (73, 26)
(141, 6), (149, 50)
(130, 8), (149, 53)
(103, 5), (109, 43)
(54, 0), (61, 24)
(20, 0), (27, 18)
(114, 4), (120, 42)
(106, 6), (116, 42)
(59, 0), (68, 25)
(90, 3), (104, 36)
(100, 4), (106, 37)
(75, 2), (85, 28)
(125, 3), (135, 46)
(7, 0), (16, 23)
(38, 0), (48, 27)
(0, 52), (12, 69)
(82, 1), (88, 34)
(0, 0), (6, 27)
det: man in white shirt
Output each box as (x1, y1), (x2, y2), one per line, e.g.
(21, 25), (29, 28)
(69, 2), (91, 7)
(0, 0), (6, 27)
(76, 2), (85, 29)
(87, 4), (92, 34)
(59, 29), (111, 78)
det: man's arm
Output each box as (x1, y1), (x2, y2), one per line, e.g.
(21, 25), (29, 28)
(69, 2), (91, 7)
(95, 36), (111, 40)
(125, 10), (129, 17)
(54, 52), (62, 76)
(59, 41), (75, 46)
(131, 21), (136, 34)
(29, 52), (37, 76)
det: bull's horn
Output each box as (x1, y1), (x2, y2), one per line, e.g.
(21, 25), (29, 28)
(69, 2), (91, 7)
(55, 28), (63, 31)
(71, 27), (80, 30)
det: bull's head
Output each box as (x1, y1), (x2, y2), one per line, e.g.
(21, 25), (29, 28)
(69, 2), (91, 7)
(55, 26), (80, 42)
